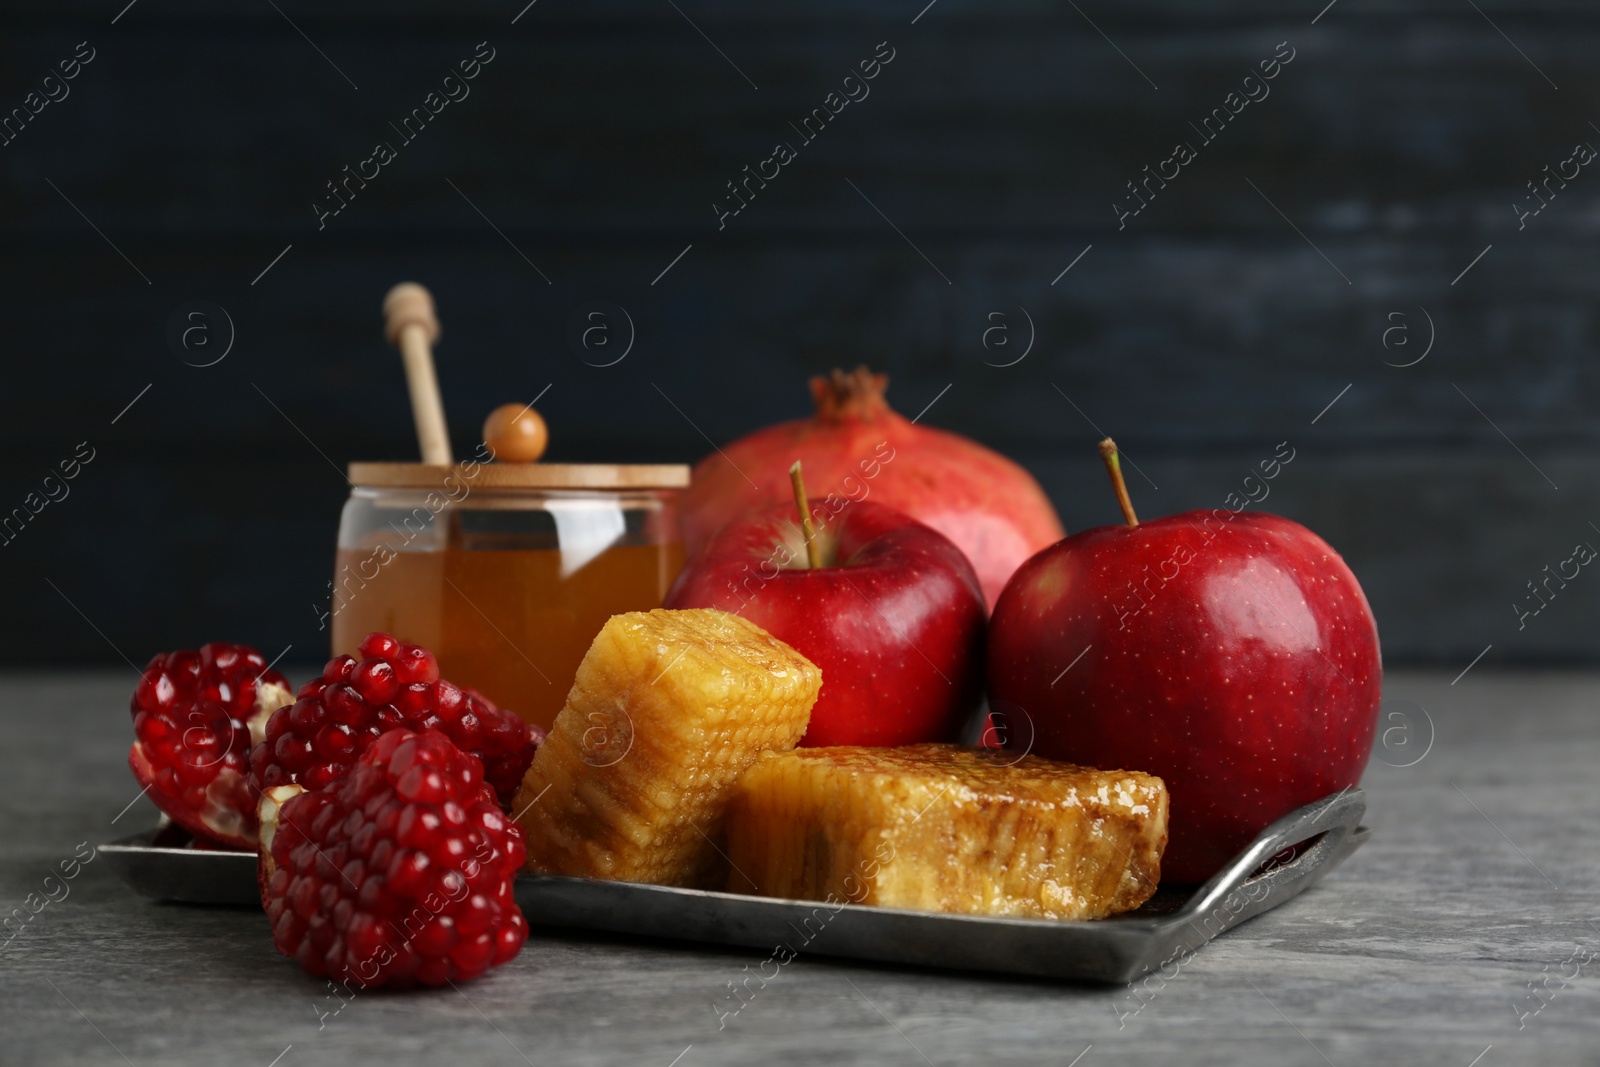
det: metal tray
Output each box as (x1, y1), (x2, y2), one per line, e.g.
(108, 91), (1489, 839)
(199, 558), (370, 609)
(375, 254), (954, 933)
(101, 789), (1367, 983)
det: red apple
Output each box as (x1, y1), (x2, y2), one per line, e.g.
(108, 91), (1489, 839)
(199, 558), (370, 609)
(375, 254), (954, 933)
(664, 494), (986, 747)
(987, 440), (1381, 882)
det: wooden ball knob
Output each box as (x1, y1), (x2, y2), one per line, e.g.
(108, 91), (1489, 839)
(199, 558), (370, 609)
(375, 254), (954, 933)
(483, 403), (548, 463)
(383, 282), (440, 348)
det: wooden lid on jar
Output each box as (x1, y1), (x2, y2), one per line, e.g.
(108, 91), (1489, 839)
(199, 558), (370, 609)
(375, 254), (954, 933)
(347, 462), (690, 490)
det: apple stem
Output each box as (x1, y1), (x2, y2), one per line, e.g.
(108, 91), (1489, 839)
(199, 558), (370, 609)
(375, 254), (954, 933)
(789, 461), (824, 568)
(1098, 438), (1140, 528)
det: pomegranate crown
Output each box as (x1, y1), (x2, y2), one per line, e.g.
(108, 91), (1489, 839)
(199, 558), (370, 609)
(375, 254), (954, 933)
(809, 365), (892, 423)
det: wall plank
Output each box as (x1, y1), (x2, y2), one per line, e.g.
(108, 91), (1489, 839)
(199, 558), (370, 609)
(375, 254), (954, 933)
(0, 6), (1594, 664)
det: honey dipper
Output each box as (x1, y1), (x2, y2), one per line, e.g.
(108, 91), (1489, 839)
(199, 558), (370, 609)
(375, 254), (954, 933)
(382, 282), (452, 465)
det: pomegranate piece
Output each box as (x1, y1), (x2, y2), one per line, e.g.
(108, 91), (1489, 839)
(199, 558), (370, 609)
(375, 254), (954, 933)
(259, 730), (528, 987)
(248, 632), (542, 811)
(128, 642), (294, 849)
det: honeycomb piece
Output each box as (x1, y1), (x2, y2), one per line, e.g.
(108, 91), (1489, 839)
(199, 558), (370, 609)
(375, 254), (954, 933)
(514, 609), (821, 887)
(725, 744), (1167, 920)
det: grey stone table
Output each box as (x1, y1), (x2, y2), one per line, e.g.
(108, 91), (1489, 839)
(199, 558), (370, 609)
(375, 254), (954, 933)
(3, 670), (1596, 1067)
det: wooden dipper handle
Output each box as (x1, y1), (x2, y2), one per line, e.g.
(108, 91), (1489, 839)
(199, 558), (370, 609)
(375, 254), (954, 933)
(383, 282), (452, 465)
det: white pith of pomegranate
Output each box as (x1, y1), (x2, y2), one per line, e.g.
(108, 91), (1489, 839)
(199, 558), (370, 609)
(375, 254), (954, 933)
(256, 784), (306, 882)
(248, 679), (295, 748)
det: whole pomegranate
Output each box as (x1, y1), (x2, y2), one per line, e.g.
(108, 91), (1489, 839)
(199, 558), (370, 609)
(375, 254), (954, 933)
(679, 367), (1064, 609)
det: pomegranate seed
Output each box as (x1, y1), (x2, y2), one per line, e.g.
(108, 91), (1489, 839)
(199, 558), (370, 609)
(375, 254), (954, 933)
(350, 658), (400, 705)
(313, 723), (357, 762)
(325, 684), (367, 723)
(394, 644), (440, 685)
(435, 682), (466, 722)
(358, 633), (401, 660)
(299, 697), (333, 732)
(324, 655), (357, 682)
(302, 763), (342, 791)
(274, 734), (314, 770)
(395, 684), (432, 719)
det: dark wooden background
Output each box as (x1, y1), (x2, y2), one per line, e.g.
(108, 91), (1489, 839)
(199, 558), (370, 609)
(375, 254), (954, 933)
(2, 0), (1596, 668)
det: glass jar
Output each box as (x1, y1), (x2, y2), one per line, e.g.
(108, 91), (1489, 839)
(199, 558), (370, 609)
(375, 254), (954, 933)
(331, 461), (689, 730)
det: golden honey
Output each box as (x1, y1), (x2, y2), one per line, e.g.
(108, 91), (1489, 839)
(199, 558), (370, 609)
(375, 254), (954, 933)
(330, 464), (688, 729)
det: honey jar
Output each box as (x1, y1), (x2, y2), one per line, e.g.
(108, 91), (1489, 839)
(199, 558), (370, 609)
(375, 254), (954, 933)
(330, 459), (689, 730)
